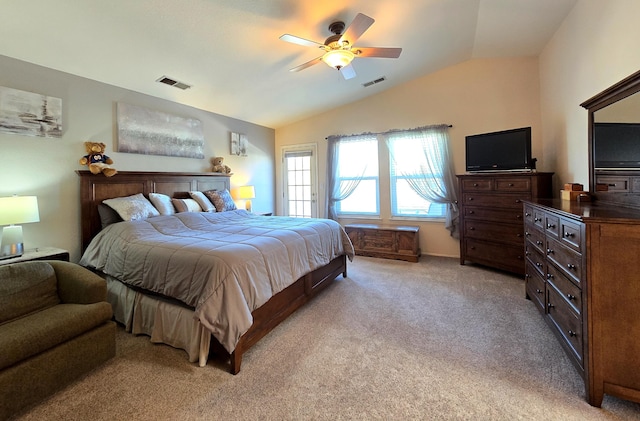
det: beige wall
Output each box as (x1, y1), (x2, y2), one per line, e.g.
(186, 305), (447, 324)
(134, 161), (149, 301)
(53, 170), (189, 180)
(539, 0), (640, 192)
(0, 55), (275, 262)
(276, 57), (543, 257)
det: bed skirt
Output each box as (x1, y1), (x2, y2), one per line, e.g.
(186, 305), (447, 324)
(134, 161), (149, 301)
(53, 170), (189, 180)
(106, 276), (211, 366)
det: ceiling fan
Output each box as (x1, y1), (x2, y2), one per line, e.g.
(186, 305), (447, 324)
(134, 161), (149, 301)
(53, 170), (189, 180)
(280, 13), (402, 80)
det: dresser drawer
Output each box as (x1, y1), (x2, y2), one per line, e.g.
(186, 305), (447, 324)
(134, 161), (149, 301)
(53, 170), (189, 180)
(462, 193), (530, 209)
(596, 176), (630, 192)
(524, 226), (545, 254)
(544, 212), (561, 239)
(464, 221), (524, 245)
(525, 261), (546, 313)
(464, 206), (524, 223)
(531, 207), (546, 231)
(559, 218), (582, 252)
(547, 284), (583, 363)
(547, 263), (582, 316)
(495, 178), (531, 192)
(525, 242), (546, 277)
(546, 237), (583, 286)
(464, 238), (524, 273)
(462, 178), (493, 191)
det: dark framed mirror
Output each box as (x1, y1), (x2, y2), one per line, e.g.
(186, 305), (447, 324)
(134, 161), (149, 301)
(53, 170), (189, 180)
(581, 69), (640, 208)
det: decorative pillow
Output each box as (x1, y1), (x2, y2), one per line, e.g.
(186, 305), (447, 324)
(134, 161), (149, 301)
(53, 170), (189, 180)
(97, 203), (123, 229)
(149, 193), (176, 216)
(103, 193), (160, 221)
(171, 198), (202, 213)
(188, 191), (216, 212)
(204, 189), (237, 212)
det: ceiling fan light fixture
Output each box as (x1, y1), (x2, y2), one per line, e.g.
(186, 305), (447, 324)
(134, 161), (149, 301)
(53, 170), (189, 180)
(322, 49), (355, 70)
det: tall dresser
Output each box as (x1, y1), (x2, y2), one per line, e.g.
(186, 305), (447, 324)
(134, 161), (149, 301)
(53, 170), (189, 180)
(524, 199), (640, 407)
(457, 172), (553, 275)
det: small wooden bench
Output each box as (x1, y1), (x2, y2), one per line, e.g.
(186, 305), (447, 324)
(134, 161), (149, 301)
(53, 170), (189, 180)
(344, 223), (421, 262)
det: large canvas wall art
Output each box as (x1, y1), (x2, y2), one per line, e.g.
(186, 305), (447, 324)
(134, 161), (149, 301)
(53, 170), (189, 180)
(117, 102), (205, 159)
(0, 86), (62, 138)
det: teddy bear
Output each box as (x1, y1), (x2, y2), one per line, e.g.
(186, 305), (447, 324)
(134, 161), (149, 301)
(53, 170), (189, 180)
(79, 141), (117, 177)
(211, 156), (231, 174)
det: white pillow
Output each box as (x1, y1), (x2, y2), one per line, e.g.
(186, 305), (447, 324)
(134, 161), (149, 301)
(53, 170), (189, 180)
(149, 193), (176, 215)
(188, 191), (216, 212)
(103, 193), (160, 221)
(171, 198), (202, 213)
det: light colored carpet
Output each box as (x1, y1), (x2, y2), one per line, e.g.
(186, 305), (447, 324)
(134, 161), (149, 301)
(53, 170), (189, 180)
(13, 256), (640, 420)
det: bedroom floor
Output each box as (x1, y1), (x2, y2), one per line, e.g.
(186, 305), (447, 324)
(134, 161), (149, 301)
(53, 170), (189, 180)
(13, 256), (640, 420)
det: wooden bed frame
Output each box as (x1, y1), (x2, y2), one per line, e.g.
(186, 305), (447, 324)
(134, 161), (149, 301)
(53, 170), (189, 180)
(77, 170), (348, 373)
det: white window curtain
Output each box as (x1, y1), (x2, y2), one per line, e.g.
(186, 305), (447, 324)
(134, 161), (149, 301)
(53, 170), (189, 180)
(326, 133), (375, 220)
(386, 124), (459, 236)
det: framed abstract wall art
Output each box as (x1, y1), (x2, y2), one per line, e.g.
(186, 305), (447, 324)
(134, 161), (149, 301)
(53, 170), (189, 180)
(0, 86), (62, 138)
(116, 102), (204, 159)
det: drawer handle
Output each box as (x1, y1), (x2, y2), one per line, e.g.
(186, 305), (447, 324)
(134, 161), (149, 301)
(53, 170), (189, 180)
(536, 288), (543, 295)
(534, 217), (541, 222)
(470, 246), (476, 250)
(536, 240), (543, 246)
(547, 223), (556, 229)
(546, 273), (553, 279)
(535, 262), (543, 268)
(567, 263), (576, 270)
(547, 302), (555, 310)
(564, 232), (574, 238)
(525, 231), (531, 237)
(566, 293), (576, 301)
(547, 248), (554, 255)
(516, 233), (522, 238)
(473, 183), (479, 187)
(515, 199), (521, 203)
(525, 274), (530, 279)
(567, 330), (577, 337)
(608, 183), (617, 187)
(508, 183), (514, 187)
(468, 210), (475, 214)
(516, 215), (522, 219)
(468, 197), (473, 201)
(525, 212), (531, 217)
(525, 251), (531, 256)
(469, 227), (475, 230)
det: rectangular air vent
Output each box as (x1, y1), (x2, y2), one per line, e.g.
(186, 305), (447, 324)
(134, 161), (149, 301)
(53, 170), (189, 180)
(156, 76), (192, 90)
(362, 76), (386, 88)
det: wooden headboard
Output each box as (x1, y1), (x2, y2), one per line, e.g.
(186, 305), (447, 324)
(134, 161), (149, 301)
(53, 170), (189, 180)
(77, 170), (231, 250)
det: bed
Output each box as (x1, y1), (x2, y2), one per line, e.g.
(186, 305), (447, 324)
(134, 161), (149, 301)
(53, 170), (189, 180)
(76, 170), (353, 373)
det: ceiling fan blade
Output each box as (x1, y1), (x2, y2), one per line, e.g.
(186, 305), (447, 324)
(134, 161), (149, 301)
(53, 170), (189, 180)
(289, 56), (323, 72)
(354, 47), (402, 58)
(340, 63), (357, 80)
(339, 13), (374, 46)
(280, 34), (324, 48)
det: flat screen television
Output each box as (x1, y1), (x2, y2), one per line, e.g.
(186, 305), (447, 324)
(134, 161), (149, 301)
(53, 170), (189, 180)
(465, 127), (533, 172)
(594, 123), (640, 170)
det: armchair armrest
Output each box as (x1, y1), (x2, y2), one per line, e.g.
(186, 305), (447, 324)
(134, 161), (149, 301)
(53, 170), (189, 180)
(46, 260), (107, 304)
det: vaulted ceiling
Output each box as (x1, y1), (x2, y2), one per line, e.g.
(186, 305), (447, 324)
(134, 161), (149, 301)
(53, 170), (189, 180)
(0, 0), (577, 128)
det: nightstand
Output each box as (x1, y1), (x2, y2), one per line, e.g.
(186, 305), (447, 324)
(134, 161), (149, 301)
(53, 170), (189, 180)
(0, 247), (70, 266)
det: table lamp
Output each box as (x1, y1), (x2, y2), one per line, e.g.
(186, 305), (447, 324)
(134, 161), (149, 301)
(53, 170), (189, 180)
(236, 185), (255, 212)
(0, 195), (40, 259)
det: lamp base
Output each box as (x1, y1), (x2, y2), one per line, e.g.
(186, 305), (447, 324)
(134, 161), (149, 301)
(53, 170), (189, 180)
(0, 225), (24, 260)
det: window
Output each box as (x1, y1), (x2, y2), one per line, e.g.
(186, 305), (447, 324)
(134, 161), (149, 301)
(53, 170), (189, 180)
(327, 125), (457, 233)
(388, 133), (446, 218)
(334, 135), (379, 216)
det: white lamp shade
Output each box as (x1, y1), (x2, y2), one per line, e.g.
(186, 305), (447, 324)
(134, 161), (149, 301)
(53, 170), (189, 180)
(0, 196), (40, 226)
(237, 185), (256, 200)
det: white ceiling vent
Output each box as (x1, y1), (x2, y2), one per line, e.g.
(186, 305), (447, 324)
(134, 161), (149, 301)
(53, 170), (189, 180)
(362, 76), (386, 88)
(156, 76), (192, 90)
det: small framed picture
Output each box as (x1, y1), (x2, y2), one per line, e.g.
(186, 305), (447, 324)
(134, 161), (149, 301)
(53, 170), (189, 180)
(230, 132), (248, 156)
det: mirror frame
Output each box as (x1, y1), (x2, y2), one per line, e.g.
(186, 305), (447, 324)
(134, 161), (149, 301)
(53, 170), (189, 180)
(581, 69), (640, 206)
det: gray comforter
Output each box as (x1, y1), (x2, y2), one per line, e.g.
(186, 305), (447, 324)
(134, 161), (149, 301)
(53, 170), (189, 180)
(80, 210), (354, 353)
